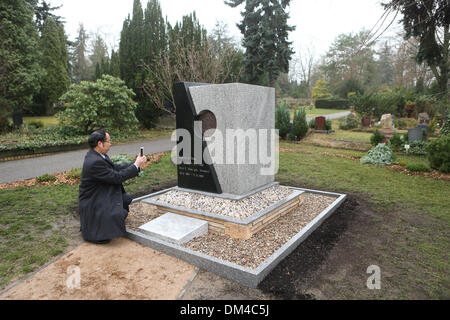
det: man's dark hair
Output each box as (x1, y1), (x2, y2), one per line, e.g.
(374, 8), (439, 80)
(88, 129), (107, 148)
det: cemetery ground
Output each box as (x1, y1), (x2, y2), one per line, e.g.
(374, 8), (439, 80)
(0, 130), (449, 299)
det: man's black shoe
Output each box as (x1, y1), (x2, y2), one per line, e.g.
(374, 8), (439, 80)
(88, 239), (111, 244)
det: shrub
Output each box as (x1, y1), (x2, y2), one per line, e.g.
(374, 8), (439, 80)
(315, 99), (349, 109)
(292, 108), (308, 140)
(57, 75), (139, 133)
(36, 174), (57, 183)
(360, 143), (395, 166)
(350, 91), (404, 118)
(339, 114), (360, 130)
(389, 133), (403, 151)
(394, 118), (417, 129)
(370, 129), (386, 146)
(428, 117), (438, 136)
(67, 167), (82, 179)
(324, 119), (332, 131)
(406, 141), (429, 155)
(275, 102), (291, 139)
(441, 113), (450, 136)
(110, 154), (134, 165)
(405, 162), (431, 172)
(426, 135), (450, 173)
(308, 118), (315, 129)
(398, 160), (407, 167)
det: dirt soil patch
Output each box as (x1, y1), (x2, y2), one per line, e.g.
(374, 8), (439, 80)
(0, 237), (197, 300)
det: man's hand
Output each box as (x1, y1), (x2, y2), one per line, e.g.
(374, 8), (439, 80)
(134, 155), (147, 169)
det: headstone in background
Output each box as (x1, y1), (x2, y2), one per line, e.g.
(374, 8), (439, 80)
(315, 116), (326, 130)
(408, 127), (423, 142)
(174, 82), (275, 196)
(362, 116), (371, 127)
(380, 114), (393, 129)
(418, 113), (430, 125)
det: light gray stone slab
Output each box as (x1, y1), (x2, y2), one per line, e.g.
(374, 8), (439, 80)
(188, 83), (276, 196)
(138, 212), (208, 245)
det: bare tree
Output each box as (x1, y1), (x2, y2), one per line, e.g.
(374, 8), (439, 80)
(142, 40), (242, 114)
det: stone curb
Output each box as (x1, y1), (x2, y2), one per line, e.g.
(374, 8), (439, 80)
(126, 186), (347, 288)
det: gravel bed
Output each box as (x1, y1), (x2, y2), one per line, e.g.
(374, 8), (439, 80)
(126, 192), (337, 270)
(151, 185), (294, 219)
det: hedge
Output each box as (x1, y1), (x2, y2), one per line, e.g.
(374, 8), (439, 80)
(315, 99), (350, 109)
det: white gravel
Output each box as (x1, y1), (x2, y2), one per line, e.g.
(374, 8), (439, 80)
(152, 185), (295, 220)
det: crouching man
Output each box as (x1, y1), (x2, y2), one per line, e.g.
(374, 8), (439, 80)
(79, 129), (146, 244)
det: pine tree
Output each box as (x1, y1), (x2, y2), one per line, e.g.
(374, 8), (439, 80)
(384, 0), (449, 98)
(0, 0), (43, 129)
(89, 32), (109, 80)
(71, 23), (90, 83)
(119, 0), (168, 128)
(225, 0), (295, 87)
(39, 17), (70, 114)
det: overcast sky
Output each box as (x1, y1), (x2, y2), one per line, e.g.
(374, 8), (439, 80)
(51, 0), (402, 57)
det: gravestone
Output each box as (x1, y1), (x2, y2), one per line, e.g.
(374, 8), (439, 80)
(418, 113), (430, 125)
(380, 114), (393, 129)
(362, 116), (371, 127)
(173, 82), (276, 196)
(315, 116), (326, 130)
(408, 127), (423, 142)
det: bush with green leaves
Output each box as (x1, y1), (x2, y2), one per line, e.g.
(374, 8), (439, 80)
(110, 154), (134, 165)
(370, 129), (386, 146)
(405, 141), (429, 155)
(426, 135), (450, 173)
(360, 143), (395, 166)
(339, 114), (360, 130)
(441, 113), (450, 136)
(275, 102), (291, 139)
(291, 108), (308, 140)
(57, 75), (139, 133)
(308, 118), (315, 129)
(405, 162), (431, 172)
(389, 133), (403, 151)
(324, 119), (332, 131)
(350, 91), (405, 118)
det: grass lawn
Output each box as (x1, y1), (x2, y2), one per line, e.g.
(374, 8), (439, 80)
(290, 107), (348, 120)
(0, 153), (176, 290)
(0, 142), (448, 298)
(23, 116), (60, 127)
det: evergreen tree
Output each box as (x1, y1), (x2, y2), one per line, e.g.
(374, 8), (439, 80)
(119, 0), (168, 128)
(109, 49), (120, 77)
(0, 0), (42, 129)
(225, 0), (295, 87)
(26, 0), (63, 34)
(39, 17), (70, 114)
(89, 32), (109, 80)
(384, 0), (449, 97)
(71, 23), (90, 83)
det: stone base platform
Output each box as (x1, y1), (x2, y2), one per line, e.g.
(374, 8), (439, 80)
(139, 184), (305, 240)
(127, 187), (347, 288)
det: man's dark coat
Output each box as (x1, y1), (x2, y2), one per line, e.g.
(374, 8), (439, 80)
(79, 149), (139, 241)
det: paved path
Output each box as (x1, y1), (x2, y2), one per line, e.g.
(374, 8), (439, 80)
(0, 138), (174, 184)
(0, 111), (351, 184)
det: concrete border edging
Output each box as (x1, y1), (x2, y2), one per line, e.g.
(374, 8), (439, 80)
(127, 187), (347, 288)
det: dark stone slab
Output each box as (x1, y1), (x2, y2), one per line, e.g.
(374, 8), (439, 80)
(173, 82), (222, 194)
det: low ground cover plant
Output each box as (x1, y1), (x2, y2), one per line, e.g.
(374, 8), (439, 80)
(360, 143), (395, 166)
(405, 162), (432, 172)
